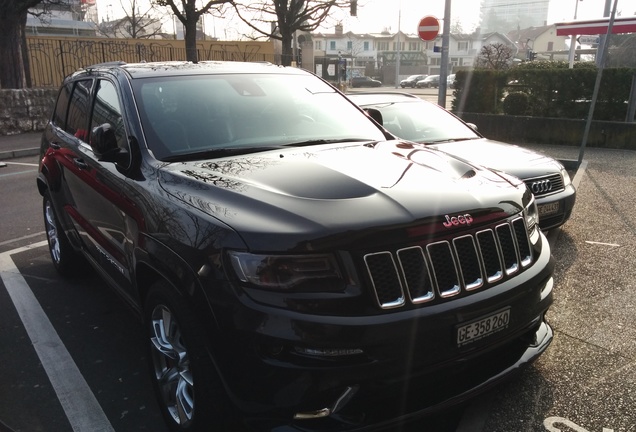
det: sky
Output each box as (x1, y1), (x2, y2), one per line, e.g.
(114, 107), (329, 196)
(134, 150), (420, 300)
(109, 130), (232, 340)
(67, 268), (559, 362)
(321, 0), (621, 35)
(95, 0), (627, 39)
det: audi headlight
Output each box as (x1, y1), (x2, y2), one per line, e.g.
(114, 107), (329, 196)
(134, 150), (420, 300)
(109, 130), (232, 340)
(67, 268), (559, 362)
(524, 196), (539, 236)
(561, 167), (572, 187)
(228, 251), (345, 292)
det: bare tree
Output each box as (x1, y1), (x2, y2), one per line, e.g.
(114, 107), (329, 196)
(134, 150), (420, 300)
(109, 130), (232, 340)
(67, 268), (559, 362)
(475, 43), (514, 70)
(155, 0), (232, 62)
(232, 0), (353, 66)
(97, 0), (167, 39)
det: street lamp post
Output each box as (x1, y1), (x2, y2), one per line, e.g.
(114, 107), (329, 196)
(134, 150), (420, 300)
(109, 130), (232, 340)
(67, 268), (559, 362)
(568, 0), (582, 68)
(395, 0), (402, 88)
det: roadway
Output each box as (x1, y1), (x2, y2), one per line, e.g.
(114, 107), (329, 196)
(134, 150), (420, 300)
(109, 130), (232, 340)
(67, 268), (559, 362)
(0, 127), (634, 431)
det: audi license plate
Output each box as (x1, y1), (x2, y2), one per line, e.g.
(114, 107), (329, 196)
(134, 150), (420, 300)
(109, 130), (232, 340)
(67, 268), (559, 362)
(538, 201), (560, 216)
(457, 308), (510, 347)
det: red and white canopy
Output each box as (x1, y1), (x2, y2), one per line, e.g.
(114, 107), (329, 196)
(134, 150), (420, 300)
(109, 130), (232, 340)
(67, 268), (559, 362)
(556, 16), (636, 36)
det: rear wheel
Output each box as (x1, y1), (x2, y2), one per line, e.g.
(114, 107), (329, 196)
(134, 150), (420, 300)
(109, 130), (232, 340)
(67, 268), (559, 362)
(43, 191), (85, 277)
(144, 281), (240, 432)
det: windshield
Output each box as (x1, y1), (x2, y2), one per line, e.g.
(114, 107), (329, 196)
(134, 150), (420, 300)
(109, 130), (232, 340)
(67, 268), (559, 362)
(133, 73), (386, 160)
(364, 100), (481, 143)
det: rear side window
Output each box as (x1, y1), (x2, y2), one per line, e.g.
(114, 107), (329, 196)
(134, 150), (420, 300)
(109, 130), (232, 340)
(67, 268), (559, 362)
(52, 83), (72, 128)
(65, 79), (94, 141)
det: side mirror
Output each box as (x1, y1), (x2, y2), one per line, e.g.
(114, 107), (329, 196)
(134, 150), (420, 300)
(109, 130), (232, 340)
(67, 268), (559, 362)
(91, 123), (122, 161)
(364, 108), (383, 125)
(466, 123), (478, 131)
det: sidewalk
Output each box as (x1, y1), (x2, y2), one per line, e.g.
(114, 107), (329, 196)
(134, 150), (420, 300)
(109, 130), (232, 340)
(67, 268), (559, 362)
(0, 132), (42, 161)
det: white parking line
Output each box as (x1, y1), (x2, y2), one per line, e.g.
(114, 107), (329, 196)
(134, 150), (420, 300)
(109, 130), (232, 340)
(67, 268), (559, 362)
(544, 416), (614, 432)
(0, 242), (115, 432)
(0, 232), (46, 248)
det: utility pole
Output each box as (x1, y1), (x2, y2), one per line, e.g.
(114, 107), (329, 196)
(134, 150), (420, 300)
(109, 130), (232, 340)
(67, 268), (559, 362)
(395, 0), (402, 88)
(596, 0), (612, 67)
(579, 0), (618, 165)
(568, 0), (582, 69)
(437, 0), (451, 107)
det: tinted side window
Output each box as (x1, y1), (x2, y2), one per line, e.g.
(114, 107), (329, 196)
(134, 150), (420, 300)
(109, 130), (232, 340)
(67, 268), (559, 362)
(91, 80), (127, 151)
(66, 79), (94, 141)
(52, 83), (72, 128)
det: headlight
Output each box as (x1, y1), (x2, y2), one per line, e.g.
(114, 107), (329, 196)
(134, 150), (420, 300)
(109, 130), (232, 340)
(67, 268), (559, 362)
(524, 196), (539, 233)
(561, 167), (572, 187)
(228, 251), (345, 292)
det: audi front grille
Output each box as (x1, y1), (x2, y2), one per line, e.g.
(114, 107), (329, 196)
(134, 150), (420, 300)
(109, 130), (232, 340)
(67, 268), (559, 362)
(364, 217), (533, 309)
(525, 173), (564, 196)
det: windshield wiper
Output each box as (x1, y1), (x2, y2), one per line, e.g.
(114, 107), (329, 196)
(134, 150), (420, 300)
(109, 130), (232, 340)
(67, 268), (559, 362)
(161, 146), (283, 162)
(284, 138), (375, 147)
(420, 137), (480, 144)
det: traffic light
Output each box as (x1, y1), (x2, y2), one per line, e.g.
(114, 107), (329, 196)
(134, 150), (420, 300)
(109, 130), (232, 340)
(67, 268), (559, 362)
(350, 0), (357, 16)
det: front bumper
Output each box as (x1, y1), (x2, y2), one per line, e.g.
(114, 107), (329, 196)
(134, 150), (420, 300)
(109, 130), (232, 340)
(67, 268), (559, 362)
(210, 233), (555, 431)
(536, 184), (576, 230)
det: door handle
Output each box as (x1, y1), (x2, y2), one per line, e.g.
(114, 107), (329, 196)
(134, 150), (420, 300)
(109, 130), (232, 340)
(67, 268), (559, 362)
(73, 158), (89, 170)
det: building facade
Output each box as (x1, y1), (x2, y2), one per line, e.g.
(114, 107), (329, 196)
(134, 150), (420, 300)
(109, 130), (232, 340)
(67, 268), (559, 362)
(27, 0), (98, 37)
(310, 25), (520, 84)
(480, 0), (549, 33)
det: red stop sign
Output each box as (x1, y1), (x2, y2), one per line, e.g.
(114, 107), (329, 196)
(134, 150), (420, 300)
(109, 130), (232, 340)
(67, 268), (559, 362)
(418, 16), (440, 41)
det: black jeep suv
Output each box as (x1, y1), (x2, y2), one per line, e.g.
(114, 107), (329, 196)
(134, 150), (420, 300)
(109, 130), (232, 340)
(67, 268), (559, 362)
(37, 61), (554, 432)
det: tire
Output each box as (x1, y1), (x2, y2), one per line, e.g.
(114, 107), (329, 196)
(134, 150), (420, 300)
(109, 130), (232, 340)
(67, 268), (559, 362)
(144, 281), (240, 432)
(43, 191), (86, 277)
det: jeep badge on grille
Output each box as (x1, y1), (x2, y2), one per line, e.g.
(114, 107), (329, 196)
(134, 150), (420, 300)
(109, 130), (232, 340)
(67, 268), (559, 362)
(443, 213), (473, 228)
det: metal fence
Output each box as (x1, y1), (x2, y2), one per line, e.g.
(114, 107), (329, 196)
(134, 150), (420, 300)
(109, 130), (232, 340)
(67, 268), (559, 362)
(26, 36), (276, 87)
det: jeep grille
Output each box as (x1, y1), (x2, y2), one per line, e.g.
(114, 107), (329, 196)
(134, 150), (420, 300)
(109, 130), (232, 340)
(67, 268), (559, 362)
(364, 217), (533, 309)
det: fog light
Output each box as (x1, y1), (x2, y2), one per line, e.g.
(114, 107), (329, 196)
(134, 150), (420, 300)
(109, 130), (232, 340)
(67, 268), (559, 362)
(294, 347), (364, 357)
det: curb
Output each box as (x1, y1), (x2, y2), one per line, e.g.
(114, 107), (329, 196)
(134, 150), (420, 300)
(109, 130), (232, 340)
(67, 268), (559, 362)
(0, 147), (40, 161)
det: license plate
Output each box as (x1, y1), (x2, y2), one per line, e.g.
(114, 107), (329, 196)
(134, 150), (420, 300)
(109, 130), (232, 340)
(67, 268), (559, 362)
(457, 308), (510, 347)
(538, 201), (560, 216)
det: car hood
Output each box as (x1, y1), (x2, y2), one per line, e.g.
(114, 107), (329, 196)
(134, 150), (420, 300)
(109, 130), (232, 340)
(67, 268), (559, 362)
(157, 140), (529, 251)
(430, 138), (564, 180)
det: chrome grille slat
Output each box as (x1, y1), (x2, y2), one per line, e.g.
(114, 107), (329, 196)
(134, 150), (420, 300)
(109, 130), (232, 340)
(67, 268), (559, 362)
(364, 217), (533, 309)
(397, 247), (435, 304)
(476, 229), (504, 283)
(453, 235), (483, 291)
(427, 242), (461, 298)
(496, 223), (519, 276)
(364, 252), (405, 309)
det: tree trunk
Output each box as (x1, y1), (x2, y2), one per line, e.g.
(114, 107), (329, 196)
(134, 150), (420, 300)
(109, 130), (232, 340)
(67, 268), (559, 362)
(184, 19), (198, 62)
(20, 11), (32, 88)
(0, 10), (28, 89)
(183, 4), (199, 63)
(280, 32), (293, 66)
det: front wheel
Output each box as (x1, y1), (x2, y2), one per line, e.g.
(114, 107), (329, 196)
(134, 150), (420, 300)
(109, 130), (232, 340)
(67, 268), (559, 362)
(144, 281), (240, 432)
(43, 191), (86, 277)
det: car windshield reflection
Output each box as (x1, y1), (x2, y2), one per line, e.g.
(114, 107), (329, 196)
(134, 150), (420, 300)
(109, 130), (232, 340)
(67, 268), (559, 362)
(365, 101), (480, 143)
(133, 74), (386, 161)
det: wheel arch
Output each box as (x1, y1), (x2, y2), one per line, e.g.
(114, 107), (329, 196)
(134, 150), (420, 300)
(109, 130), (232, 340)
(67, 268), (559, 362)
(133, 236), (222, 330)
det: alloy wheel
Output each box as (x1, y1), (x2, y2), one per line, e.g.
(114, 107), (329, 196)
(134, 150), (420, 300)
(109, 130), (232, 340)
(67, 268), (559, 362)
(44, 200), (62, 264)
(149, 304), (195, 426)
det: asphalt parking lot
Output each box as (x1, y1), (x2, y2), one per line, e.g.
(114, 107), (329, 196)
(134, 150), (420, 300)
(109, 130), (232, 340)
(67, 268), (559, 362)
(1, 132), (635, 431)
(474, 144), (636, 431)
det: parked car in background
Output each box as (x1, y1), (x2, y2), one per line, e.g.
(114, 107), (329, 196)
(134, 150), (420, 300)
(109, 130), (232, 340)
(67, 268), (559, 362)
(447, 73), (457, 88)
(400, 74), (427, 88)
(37, 61), (555, 432)
(351, 76), (382, 87)
(416, 74), (439, 88)
(348, 92), (576, 230)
